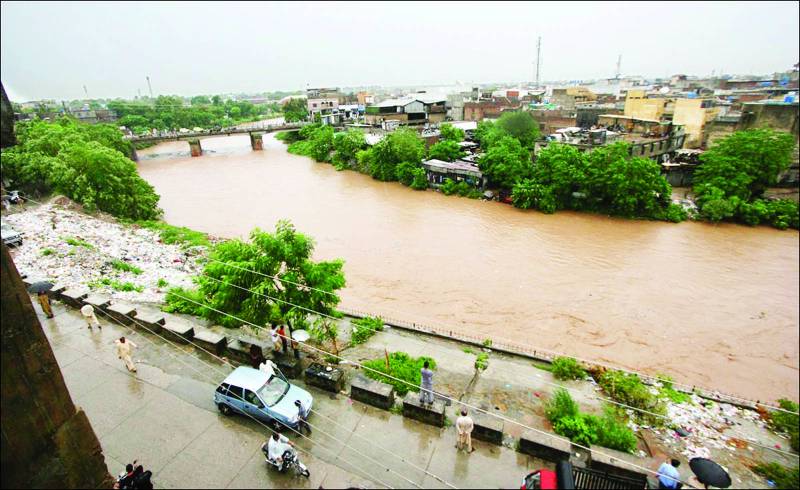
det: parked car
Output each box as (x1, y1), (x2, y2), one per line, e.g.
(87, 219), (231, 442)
(1, 222), (23, 247)
(214, 366), (313, 430)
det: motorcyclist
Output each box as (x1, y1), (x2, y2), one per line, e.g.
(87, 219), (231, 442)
(264, 432), (296, 472)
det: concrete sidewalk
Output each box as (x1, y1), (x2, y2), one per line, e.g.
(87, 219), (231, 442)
(40, 303), (550, 489)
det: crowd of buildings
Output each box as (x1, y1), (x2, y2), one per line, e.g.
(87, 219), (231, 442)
(11, 66), (800, 190)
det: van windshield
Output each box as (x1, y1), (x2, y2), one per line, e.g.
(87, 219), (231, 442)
(257, 377), (290, 407)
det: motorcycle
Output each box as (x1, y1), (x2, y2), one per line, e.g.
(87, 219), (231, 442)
(261, 444), (310, 478)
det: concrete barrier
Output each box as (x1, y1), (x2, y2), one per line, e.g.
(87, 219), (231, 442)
(133, 311), (166, 334)
(350, 374), (394, 410)
(274, 354), (301, 379)
(48, 283), (68, 300)
(60, 288), (89, 308)
(225, 340), (251, 365)
(518, 430), (571, 462)
(82, 294), (111, 313)
(471, 413), (504, 445)
(106, 303), (137, 326)
(402, 392), (445, 427)
(162, 321), (194, 344)
(304, 363), (344, 393)
(193, 329), (228, 356)
(588, 445), (649, 485)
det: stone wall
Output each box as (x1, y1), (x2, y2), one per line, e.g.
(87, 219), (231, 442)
(1, 243), (113, 488)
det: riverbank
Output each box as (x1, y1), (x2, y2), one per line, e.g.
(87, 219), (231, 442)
(134, 132), (799, 403)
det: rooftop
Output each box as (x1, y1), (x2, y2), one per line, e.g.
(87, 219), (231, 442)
(422, 158), (483, 174)
(222, 366), (269, 392)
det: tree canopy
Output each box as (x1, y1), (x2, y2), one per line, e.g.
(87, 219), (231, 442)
(167, 220), (346, 329)
(427, 139), (465, 162)
(478, 135), (533, 190)
(0, 117), (161, 220)
(438, 123), (464, 143)
(496, 111), (540, 149)
(692, 129), (798, 229)
(282, 98), (308, 123)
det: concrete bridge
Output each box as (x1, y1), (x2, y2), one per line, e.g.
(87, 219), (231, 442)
(126, 122), (309, 159)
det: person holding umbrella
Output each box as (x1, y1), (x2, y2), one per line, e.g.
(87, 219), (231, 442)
(28, 281), (54, 319)
(689, 457), (732, 489)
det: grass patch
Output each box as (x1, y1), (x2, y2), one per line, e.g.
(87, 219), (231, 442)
(462, 347), (476, 355)
(89, 277), (144, 293)
(134, 220), (210, 248)
(545, 388), (637, 453)
(40, 248), (54, 256)
(64, 236), (94, 249)
(532, 361), (553, 372)
(389, 404), (403, 415)
(752, 462), (799, 489)
(657, 374), (692, 404)
(110, 259), (143, 275)
(362, 352), (436, 396)
(157, 278), (168, 288)
(551, 356), (587, 381)
(481, 338), (492, 348)
(350, 316), (384, 345)
(596, 370), (666, 426)
(474, 352), (489, 372)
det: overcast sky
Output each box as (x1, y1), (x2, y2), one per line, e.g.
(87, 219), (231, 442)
(2, 1), (798, 101)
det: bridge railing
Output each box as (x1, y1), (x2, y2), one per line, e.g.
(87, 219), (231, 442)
(126, 122), (308, 142)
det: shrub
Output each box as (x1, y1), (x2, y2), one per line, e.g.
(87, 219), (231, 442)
(545, 388), (579, 422)
(135, 220), (210, 248)
(163, 286), (207, 316)
(752, 462), (799, 489)
(111, 259), (143, 275)
(350, 316), (384, 345)
(482, 338), (492, 348)
(362, 352), (436, 396)
(410, 167), (428, 190)
(157, 278), (168, 288)
(89, 277), (144, 293)
(769, 399), (799, 452)
(474, 353), (489, 372)
(396, 161), (418, 186)
(551, 357), (586, 381)
(40, 248), (54, 256)
(463, 347), (476, 355)
(596, 370), (666, 425)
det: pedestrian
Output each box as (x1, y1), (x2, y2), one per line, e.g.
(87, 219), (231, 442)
(455, 409), (475, 453)
(277, 324), (288, 354)
(657, 458), (682, 489)
(80, 304), (101, 329)
(419, 360), (434, 406)
(249, 344), (265, 369)
(37, 291), (54, 319)
(270, 325), (282, 353)
(115, 336), (138, 373)
(294, 399), (311, 435)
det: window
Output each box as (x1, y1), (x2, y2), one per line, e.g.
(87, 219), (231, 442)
(258, 377), (290, 407)
(244, 389), (262, 407)
(227, 385), (244, 402)
(216, 383), (230, 395)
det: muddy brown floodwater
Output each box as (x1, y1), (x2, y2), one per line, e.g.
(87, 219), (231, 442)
(137, 133), (800, 402)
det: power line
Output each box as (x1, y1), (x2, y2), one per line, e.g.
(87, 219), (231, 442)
(198, 271), (800, 460)
(167, 290), (691, 488)
(204, 257), (797, 415)
(16, 191), (799, 416)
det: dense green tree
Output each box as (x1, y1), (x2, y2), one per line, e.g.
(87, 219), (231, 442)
(396, 161), (418, 186)
(439, 123), (464, 142)
(427, 139), (465, 162)
(478, 136), (532, 190)
(191, 95), (211, 106)
(474, 120), (506, 150)
(529, 143), (586, 210)
(366, 129), (425, 181)
(0, 118), (160, 219)
(692, 129), (798, 229)
(410, 167), (428, 190)
(283, 98), (308, 122)
(179, 221), (345, 329)
(332, 129), (367, 168)
(497, 111), (540, 149)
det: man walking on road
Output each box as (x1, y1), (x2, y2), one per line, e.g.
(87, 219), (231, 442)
(115, 336), (138, 373)
(455, 409), (475, 453)
(81, 304), (101, 329)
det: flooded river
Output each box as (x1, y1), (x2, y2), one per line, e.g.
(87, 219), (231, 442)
(138, 133), (799, 402)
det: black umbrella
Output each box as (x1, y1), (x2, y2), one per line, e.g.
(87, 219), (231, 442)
(690, 457), (731, 488)
(27, 281), (54, 294)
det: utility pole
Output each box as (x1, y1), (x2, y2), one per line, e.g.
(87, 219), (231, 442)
(615, 54), (622, 79)
(146, 76), (153, 98)
(535, 36), (542, 88)
(83, 85), (89, 98)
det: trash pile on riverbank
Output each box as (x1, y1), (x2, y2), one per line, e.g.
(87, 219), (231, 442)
(4, 200), (205, 303)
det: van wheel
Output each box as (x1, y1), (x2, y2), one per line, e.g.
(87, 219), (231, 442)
(218, 403), (232, 416)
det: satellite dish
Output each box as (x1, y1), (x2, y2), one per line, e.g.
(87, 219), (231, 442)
(659, 86), (671, 94)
